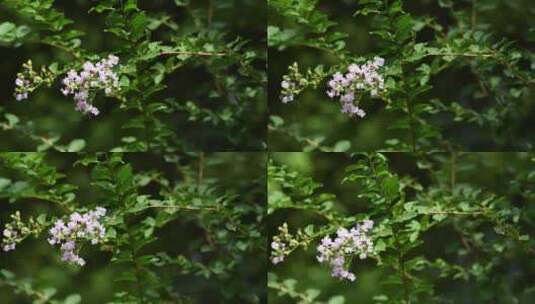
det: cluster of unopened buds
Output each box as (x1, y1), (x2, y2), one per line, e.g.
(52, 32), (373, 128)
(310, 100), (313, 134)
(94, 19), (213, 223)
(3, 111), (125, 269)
(47, 207), (107, 266)
(61, 55), (120, 116)
(14, 60), (54, 101)
(316, 220), (374, 282)
(270, 223), (307, 265)
(326, 57), (385, 118)
(279, 62), (324, 104)
(14, 78), (30, 101)
(280, 63), (302, 104)
(1, 211), (43, 252)
(280, 79), (296, 103)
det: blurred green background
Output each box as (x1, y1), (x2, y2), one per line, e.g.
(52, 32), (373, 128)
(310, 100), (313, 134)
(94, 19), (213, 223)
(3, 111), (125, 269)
(268, 152), (535, 303)
(0, 0), (266, 151)
(0, 152), (267, 303)
(268, 0), (535, 151)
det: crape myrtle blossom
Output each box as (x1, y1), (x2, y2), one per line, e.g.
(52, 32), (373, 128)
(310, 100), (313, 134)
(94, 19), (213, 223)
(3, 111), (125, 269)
(316, 220), (374, 282)
(61, 55), (120, 116)
(48, 207), (107, 266)
(326, 57), (385, 119)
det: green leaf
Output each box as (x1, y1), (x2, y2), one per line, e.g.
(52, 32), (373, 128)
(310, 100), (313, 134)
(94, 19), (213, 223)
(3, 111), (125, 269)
(270, 115), (284, 127)
(305, 289), (321, 300)
(117, 164), (134, 191)
(373, 295), (389, 302)
(36, 214), (47, 225)
(66, 139), (86, 152)
(395, 15), (414, 42)
(151, 63), (166, 85)
(0, 178), (11, 190)
(333, 140), (351, 152)
(383, 176), (400, 201)
(4, 113), (19, 127)
(0, 22), (15, 37)
(375, 239), (386, 252)
(15, 25), (30, 39)
(49, 62), (59, 73)
(119, 75), (131, 88)
(124, 0), (139, 12)
(63, 294), (82, 304)
(438, 0), (453, 8)
(0, 269), (15, 280)
(42, 288), (57, 298)
(174, 0), (190, 6)
(409, 231), (419, 243)
(130, 12), (148, 40)
(304, 224), (314, 236)
(328, 296), (345, 304)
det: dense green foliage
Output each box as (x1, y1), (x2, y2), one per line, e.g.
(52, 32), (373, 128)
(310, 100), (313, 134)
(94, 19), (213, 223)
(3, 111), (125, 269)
(0, 0), (266, 151)
(0, 152), (266, 303)
(2, 1), (535, 303)
(268, 152), (535, 303)
(268, 0), (535, 151)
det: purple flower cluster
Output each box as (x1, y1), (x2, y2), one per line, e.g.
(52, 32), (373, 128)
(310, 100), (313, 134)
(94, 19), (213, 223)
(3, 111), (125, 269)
(14, 77), (30, 101)
(280, 80), (296, 103)
(61, 55), (120, 116)
(326, 57), (385, 118)
(270, 239), (287, 264)
(48, 207), (107, 266)
(2, 226), (17, 252)
(316, 220), (374, 282)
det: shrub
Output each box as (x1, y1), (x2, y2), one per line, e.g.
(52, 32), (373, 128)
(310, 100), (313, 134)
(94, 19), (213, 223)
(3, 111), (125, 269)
(0, 152), (266, 303)
(0, 0), (266, 151)
(268, 152), (535, 303)
(268, 0), (534, 151)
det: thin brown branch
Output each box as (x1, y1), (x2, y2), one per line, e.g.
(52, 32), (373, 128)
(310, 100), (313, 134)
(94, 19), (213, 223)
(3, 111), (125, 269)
(197, 152), (205, 188)
(207, 0), (214, 27)
(421, 211), (485, 216)
(471, 0), (477, 30)
(39, 40), (81, 59)
(147, 205), (217, 211)
(450, 151), (456, 190)
(426, 50), (534, 85)
(160, 51), (228, 57)
(405, 97), (417, 152)
(426, 52), (494, 58)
